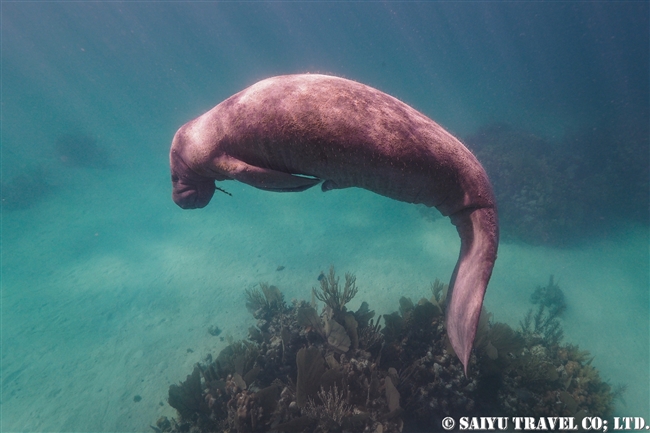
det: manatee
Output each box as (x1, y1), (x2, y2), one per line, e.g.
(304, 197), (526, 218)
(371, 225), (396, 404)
(169, 74), (499, 373)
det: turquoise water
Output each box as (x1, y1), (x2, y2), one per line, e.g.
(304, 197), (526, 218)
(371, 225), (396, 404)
(2, 3), (648, 431)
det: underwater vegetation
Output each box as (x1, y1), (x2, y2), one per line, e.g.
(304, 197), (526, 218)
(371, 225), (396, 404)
(0, 166), (51, 211)
(530, 275), (566, 317)
(436, 122), (649, 246)
(54, 133), (110, 168)
(154, 268), (622, 433)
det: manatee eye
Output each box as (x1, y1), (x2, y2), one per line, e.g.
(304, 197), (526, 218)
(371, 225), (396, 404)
(171, 174), (179, 182)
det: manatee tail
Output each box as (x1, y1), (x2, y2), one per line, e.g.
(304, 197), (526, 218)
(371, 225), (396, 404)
(447, 206), (499, 375)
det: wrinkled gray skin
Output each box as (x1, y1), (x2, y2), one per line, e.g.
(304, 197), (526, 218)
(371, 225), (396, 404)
(170, 74), (499, 373)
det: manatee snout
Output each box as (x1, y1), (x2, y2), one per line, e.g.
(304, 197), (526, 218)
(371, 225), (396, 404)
(171, 175), (215, 209)
(170, 150), (216, 209)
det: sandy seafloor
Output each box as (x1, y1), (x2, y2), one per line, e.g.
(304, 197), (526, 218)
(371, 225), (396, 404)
(2, 156), (648, 432)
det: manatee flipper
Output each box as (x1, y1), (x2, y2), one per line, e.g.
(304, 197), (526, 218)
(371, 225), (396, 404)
(446, 207), (499, 375)
(321, 180), (340, 192)
(213, 155), (321, 192)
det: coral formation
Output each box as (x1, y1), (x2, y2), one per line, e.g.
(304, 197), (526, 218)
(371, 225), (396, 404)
(156, 269), (622, 433)
(208, 325), (222, 337)
(426, 122), (649, 246)
(461, 123), (576, 245)
(246, 283), (285, 314)
(312, 266), (358, 313)
(483, 303), (621, 419)
(530, 275), (566, 317)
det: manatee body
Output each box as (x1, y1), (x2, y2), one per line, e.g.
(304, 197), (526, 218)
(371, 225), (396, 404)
(170, 74), (499, 372)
